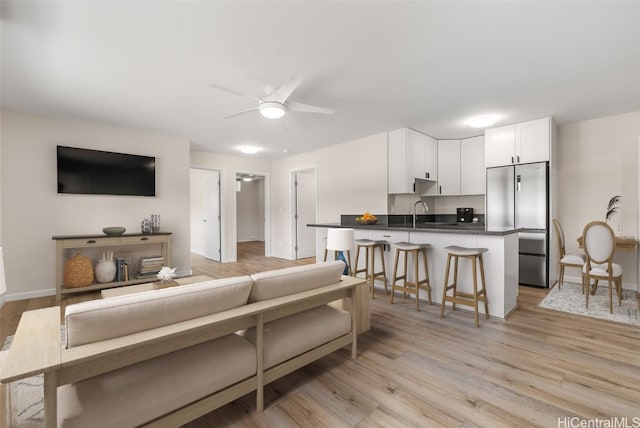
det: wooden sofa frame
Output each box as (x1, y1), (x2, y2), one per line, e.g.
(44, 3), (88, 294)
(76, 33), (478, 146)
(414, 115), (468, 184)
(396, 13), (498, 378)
(0, 275), (366, 427)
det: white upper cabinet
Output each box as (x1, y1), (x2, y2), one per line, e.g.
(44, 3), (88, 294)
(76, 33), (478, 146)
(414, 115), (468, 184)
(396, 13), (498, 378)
(412, 131), (438, 182)
(460, 136), (485, 195)
(388, 128), (437, 194)
(516, 117), (551, 164)
(484, 124), (516, 168)
(437, 140), (461, 195)
(388, 128), (413, 194)
(485, 117), (551, 168)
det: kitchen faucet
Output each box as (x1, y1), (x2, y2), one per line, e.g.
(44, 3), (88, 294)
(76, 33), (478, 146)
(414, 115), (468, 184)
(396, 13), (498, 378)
(413, 200), (429, 228)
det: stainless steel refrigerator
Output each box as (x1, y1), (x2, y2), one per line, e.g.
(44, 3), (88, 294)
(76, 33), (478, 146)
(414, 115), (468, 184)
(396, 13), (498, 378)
(486, 162), (549, 287)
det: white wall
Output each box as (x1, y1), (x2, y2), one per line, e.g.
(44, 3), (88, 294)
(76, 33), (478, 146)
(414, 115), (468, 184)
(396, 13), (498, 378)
(191, 132), (388, 261)
(0, 109), (5, 305)
(556, 110), (640, 289)
(189, 168), (207, 255)
(190, 151), (270, 262)
(236, 179), (265, 242)
(270, 133), (388, 259)
(0, 110), (191, 300)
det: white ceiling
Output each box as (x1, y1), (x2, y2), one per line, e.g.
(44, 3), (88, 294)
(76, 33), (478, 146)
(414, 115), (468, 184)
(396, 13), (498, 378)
(2, 1), (640, 159)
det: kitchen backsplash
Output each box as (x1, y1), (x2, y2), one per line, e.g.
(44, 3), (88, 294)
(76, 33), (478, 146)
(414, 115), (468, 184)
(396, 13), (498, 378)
(388, 194), (485, 215)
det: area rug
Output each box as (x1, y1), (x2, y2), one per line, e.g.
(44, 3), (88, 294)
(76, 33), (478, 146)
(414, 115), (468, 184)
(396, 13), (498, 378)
(2, 328), (65, 427)
(539, 281), (640, 326)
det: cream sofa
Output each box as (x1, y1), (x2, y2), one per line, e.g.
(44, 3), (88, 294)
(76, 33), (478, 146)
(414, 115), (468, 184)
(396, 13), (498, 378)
(0, 261), (367, 428)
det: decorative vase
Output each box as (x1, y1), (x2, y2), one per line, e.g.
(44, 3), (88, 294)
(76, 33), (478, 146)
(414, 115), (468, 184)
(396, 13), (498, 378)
(151, 214), (160, 233)
(95, 260), (116, 283)
(141, 218), (151, 233)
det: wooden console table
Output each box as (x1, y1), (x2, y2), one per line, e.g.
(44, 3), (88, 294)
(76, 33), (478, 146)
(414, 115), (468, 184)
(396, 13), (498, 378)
(52, 232), (172, 301)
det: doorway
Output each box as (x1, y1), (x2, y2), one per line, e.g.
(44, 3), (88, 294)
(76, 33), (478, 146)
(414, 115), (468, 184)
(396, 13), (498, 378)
(292, 167), (317, 259)
(236, 172), (269, 259)
(190, 168), (222, 262)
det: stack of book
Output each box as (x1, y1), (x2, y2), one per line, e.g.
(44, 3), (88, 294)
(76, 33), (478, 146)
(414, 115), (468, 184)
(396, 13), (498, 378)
(136, 256), (164, 279)
(115, 258), (129, 282)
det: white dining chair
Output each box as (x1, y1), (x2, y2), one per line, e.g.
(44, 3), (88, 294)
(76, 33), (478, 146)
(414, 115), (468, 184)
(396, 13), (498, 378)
(582, 221), (623, 313)
(552, 219), (586, 289)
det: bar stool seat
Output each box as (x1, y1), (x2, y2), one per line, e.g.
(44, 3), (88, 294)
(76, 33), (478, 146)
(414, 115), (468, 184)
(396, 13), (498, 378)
(389, 242), (432, 311)
(353, 239), (387, 298)
(440, 245), (489, 327)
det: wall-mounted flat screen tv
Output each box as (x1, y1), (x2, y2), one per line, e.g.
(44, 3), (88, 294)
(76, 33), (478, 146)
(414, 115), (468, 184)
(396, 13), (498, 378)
(57, 146), (156, 196)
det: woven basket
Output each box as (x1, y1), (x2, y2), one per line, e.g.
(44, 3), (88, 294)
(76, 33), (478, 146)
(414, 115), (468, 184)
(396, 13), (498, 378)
(64, 254), (94, 288)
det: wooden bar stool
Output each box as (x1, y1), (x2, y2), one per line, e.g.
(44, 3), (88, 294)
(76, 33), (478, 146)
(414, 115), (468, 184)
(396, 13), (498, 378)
(440, 245), (489, 327)
(389, 242), (432, 311)
(353, 239), (387, 298)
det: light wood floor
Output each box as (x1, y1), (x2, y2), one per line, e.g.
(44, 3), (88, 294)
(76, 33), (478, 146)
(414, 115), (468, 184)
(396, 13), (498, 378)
(3, 243), (640, 427)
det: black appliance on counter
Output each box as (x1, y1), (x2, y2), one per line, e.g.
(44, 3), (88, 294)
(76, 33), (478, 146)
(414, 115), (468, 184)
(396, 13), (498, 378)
(456, 207), (474, 223)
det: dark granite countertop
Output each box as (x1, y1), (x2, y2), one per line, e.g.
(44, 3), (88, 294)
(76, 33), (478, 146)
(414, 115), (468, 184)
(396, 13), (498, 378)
(307, 222), (520, 236)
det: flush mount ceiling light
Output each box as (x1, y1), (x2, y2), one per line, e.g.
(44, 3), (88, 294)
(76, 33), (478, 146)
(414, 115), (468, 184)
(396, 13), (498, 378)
(238, 145), (261, 155)
(242, 175), (253, 182)
(469, 115), (497, 128)
(258, 101), (286, 119)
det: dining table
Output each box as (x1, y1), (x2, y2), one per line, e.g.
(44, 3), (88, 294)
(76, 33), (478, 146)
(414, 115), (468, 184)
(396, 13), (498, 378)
(577, 235), (638, 252)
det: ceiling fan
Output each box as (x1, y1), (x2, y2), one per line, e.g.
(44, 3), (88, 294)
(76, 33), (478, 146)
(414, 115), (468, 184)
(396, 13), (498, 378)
(209, 77), (335, 120)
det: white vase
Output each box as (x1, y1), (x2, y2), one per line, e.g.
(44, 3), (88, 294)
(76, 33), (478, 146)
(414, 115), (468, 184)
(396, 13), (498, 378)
(95, 260), (116, 283)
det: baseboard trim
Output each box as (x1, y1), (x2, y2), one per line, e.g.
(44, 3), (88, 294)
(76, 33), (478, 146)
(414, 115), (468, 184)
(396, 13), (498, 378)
(5, 288), (55, 302)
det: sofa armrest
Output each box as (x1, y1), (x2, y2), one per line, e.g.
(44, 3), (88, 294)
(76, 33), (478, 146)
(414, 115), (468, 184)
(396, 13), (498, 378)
(0, 307), (61, 383)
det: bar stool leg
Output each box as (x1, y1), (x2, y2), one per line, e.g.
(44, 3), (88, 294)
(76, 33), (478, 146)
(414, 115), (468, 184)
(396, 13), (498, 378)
(353, 246), (361, 277)
(452, 255), (459, 311)
(472, 255), (479, 327)
(379, 244), (388, 294)
(390, 248), (400, 304)
(440, 253), (452, 318)
(479, 254), (489, 319)
(421, 248), (432, 305)
(402, 250), (408, 298)
(366, 246), (373, 299)
(412, 249), (419, 311)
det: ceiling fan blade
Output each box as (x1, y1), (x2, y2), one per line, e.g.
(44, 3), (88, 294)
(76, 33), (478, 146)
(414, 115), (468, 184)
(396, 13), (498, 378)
(224, 107), (259, 119)
(271, 77), (302, 103)
(209, 83), (260, 101)
(286, 100), (335, 114)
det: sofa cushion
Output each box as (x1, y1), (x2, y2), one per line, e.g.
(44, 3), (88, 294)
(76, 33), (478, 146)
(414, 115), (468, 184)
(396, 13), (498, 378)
(58, 333), (256, 428)
(65, 276), (253, 348)
(248, 261), (345, 303)
(242, 305), (351, 369)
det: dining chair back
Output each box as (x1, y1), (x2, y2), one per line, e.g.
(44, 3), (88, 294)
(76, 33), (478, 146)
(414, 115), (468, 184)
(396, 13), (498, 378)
(552, 219), (585, 288)
(582, 221), (622, 313)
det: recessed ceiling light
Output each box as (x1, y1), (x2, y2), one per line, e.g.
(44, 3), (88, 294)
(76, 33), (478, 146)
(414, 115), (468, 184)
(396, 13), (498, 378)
(469, 115), (497, 128)
(259, 101), (286, 119)
(238, 145), (261, 154)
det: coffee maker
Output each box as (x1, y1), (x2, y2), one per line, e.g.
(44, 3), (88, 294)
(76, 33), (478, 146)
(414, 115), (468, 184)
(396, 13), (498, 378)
(456, 207), (474, 223)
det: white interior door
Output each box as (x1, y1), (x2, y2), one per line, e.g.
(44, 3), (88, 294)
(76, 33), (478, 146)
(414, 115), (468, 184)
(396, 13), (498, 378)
(204, 171), (221, 261)
(294, 169), (317, 259)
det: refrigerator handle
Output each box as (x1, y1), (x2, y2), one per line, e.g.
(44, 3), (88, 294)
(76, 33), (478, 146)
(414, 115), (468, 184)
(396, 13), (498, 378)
(511, 156), (514, 164)
(516, 174), (521, 192)
(517, 155), (520, 163)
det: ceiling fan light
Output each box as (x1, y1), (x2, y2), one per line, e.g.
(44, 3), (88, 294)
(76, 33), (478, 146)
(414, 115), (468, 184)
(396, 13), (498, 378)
(469, 115), (497, 128)
(259, 101), (286, 119)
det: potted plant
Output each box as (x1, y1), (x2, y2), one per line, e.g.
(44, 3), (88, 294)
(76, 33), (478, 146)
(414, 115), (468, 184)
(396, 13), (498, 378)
(605, 195), (621, 223)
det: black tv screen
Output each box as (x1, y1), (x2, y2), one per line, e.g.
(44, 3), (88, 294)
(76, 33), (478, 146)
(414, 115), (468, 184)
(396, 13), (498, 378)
(57, 146), (156, 196)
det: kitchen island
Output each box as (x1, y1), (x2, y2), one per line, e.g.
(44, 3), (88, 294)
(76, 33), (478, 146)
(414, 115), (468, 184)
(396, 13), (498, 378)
(309, 222), (519, 320)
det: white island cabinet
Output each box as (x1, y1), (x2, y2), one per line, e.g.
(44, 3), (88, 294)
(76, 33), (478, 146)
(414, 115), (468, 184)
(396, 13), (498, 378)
(310, 224), (519, 320)
(408, 230), (519, 320)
